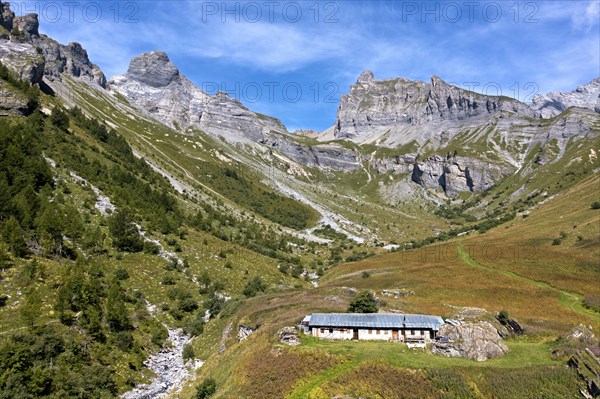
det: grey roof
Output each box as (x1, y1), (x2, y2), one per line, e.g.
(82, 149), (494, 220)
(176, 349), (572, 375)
(308, 313), (444, 330)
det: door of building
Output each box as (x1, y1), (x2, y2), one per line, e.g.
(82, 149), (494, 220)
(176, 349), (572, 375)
(353, 329), (359, 340)
(392, 330), (399, 341)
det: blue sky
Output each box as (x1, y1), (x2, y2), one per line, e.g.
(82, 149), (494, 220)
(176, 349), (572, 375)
(15, 0), (600, 131)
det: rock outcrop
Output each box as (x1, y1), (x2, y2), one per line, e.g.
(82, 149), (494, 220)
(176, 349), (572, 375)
(0, 39), (44, 83)
(238, 324), (256, 342)
(0, 1), (106, 87)
(0, 80), (32, 115)
(433, 322), (509, 361)
(531, 77), (600, 118)
(278, 326), (301, 346)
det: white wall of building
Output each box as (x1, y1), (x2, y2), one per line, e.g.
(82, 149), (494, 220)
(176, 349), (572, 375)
(358, 328), (394, 341)
(310, 327), (435, 343)
(404, 329), (431, 342)
(312, 327), (353, 340)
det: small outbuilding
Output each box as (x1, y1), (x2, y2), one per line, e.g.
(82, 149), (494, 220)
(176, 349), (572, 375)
(306, 313), (444, 347)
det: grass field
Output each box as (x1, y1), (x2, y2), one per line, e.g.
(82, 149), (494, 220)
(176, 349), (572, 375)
(175, 174), (599, 398)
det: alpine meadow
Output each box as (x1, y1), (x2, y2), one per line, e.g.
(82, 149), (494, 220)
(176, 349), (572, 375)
(0, 1), (599, 398)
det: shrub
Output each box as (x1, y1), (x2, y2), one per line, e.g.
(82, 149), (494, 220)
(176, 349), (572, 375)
(151, 324), (168, 346)
(243, 276), (267, 298)
(591, 201), (600, 210)
(361, 271), (371, 279)
(182, 343), (195, 362)
(114, 268), (129, 281)
(552, 238), (562, 246)
(50, 107), (70, 131)
(195, 378), (217, 399)
(162, 275), (176, 285)
(108, 210), (143, 252)
(184, 312), (205, 337)
(179, 297), (198, 313)
(143, 241), (161, 254)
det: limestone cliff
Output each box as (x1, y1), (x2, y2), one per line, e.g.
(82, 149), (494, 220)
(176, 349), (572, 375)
(0, 1), (105, 87)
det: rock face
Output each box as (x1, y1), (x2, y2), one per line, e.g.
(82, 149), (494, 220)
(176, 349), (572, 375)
(531, 78), (600, 118)
(410, 155), (512, 195)
(0, 80), (32, 115)
(332, 71), (532, 142)
(0, 40), (44, 83)
(278, 326), (301, 346)
(259, 136), (362, 171)
(433, 322), (509, 361)
(108, 51), (284, 142)
(0, 1), (106, 87)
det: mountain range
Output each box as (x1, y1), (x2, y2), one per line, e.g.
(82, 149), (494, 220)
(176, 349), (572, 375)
(1, 4), (599, 397)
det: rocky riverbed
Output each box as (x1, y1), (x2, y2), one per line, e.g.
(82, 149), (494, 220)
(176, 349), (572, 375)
(122, 311), (203, 399)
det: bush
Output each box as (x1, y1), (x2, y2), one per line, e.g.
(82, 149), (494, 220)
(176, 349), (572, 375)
(348, 291), (378, 313)
(162, 275), (176, 285)
(583, 295), (600, 312)
(182, 343), (195, 362)
(243, 276), (267, 298)
(151, 324), (168, 346)
(179, 297), (198, 313)
(50, 107), (70, 131)
(361, 271), (371, 279)
(184, 312), (205, 337)
(195, 378), (217, 399)
(143, 241), (161, 254)
(552, 238), (562, 246)
(114, 268), (129, 281)
(591, 201), (600, 210)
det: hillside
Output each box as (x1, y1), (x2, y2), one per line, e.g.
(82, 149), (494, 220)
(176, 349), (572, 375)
(179, 174), (599, 398)
(0, 1), (599, 398)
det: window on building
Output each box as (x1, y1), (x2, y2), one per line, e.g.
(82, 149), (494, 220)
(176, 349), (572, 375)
(329, 328), (333, 334)
(368, 329), (373, 334)
(320, 328), (325, 334)
(376, 329), (380, 335)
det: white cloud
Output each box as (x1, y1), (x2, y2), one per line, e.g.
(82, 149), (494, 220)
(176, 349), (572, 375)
(571, 1), (600, 32)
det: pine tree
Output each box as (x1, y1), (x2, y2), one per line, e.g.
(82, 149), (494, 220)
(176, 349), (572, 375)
(108, 209), (143, 252)
(106, 282), (130, 332)
(20, 287), (42, 327)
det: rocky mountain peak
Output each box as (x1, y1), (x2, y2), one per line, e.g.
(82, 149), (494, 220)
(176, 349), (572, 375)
(127, 50), (180, 88)
(430, 75), (446, 88)
(332, 71), (533, 142)
(531, 77), (600, 118)
(357, 70), (374, 84)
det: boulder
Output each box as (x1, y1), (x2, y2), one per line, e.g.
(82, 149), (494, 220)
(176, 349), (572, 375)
(238, 324), (256, 342)
(278, 326), (300, 346)
(433, 321), (509, 361)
